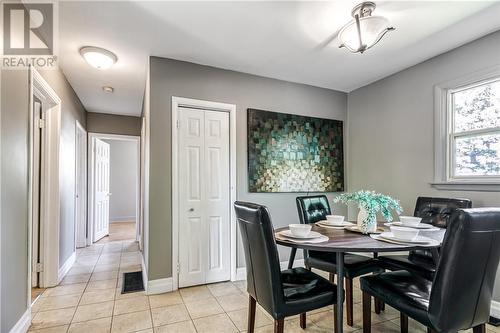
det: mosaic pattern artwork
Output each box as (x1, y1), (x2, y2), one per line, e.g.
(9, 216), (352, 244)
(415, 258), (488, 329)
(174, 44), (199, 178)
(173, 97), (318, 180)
(248, 109), (344, 193)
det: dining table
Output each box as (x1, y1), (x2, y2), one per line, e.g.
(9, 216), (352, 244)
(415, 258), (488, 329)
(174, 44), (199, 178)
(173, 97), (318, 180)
(274, 223), (446, 333)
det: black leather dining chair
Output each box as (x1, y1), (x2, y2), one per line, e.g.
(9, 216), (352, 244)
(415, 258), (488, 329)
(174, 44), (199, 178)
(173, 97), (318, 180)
(234, 201), (339, 333)
(378, 196), (472, 279)
(360, 208), (500, 333)
(292, 195), (381, 326)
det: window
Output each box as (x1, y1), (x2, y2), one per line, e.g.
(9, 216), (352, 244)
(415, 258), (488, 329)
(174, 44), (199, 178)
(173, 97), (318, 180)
(448, 78), (500, 180)
(433, 67), (500, 191)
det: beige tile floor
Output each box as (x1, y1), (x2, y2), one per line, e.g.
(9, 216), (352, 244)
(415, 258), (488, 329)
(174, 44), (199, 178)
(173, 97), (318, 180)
(29, 240), (500, 333)
(96, 222), (136, 244)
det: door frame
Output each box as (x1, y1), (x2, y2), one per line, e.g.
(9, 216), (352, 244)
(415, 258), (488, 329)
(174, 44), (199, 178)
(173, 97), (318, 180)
(27, 66), (61, 292)
(171, 96), (237, 290)
(75, 121), (87, 248)
(88, 133), (141, 245)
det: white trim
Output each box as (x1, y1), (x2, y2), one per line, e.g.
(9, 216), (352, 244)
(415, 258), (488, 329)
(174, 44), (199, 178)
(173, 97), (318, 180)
(58, 252), (76, 283)
(88, 133), (141, 245)
(141, 254), (149, 292)
(171, 96), (237, 291)
(28, 67), (61, 294)
(141, 254), (172, 294)
(235, 259), (306, 281)
(75, 120), (87, 248)
(146, 278), (173, 295)
(433, 65), (500, 191)
(110, 216), (136, 222)
(8, 308), (31, 333)
(491, 300), (500, 318)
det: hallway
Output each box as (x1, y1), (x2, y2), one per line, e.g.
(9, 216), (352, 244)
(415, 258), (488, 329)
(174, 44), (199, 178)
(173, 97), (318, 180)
(30, 240), (142, 332)
(96, 222), (136, 244)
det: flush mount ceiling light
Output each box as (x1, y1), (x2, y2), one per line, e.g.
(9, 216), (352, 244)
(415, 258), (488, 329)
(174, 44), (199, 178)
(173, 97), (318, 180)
(102, 86), (114, 93)
(80, 46), (117, 70)
(338, 2), (394, 54)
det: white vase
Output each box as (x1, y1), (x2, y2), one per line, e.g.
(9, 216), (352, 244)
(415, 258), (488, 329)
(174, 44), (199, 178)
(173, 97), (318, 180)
(357, 207), (377, 234)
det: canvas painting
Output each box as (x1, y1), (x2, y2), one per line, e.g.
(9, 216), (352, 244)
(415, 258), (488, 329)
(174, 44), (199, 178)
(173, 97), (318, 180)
(247, 108), (344, 193)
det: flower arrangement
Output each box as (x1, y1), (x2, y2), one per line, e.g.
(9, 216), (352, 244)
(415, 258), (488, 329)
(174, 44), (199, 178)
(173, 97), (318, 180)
(334, 190), (403, 233)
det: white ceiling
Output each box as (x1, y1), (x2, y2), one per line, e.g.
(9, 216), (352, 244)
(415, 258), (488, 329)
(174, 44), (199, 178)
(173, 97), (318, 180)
(58, 1), (500, 117)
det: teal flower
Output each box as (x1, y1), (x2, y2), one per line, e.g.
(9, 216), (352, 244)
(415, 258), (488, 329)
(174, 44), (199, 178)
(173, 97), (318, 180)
(333, 190), (403, 230)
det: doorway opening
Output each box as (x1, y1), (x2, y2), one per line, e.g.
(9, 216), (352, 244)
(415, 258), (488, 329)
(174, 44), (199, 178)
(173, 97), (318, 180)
(171, 97), (237, 290)
(29, 67), (62, 303)
(88, 133), (140, 246)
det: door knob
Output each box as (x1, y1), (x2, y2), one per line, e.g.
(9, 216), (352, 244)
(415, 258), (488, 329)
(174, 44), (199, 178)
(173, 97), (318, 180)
(188, 208), (194, 212)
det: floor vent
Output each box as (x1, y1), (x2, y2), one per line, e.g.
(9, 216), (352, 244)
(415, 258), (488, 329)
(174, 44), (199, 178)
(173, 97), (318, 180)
(489, 316), (500, 326)
(122, 271), (144, 294)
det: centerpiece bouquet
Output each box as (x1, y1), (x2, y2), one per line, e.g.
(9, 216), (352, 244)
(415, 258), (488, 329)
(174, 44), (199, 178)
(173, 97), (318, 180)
(334, 190), (402, 234)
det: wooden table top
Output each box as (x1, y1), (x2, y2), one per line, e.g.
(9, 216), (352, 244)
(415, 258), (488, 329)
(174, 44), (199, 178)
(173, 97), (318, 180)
(275, 223), (445, 253)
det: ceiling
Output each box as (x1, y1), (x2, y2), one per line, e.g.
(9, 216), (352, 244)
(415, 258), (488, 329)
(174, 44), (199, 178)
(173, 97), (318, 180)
(58, 1), (500, 117)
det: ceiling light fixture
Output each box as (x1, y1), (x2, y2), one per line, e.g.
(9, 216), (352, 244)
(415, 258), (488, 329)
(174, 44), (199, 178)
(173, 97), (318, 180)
(80, 46), (118, 70)
(338, 2), (394, 54)
(102, 86), (114, 93)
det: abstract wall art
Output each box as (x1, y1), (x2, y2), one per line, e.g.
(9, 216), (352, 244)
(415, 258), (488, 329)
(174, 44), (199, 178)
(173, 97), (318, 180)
(247, 108), (344, 193)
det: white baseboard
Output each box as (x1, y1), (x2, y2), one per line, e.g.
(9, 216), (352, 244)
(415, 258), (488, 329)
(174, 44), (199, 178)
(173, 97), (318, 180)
(58, 252), (76, 283)
(9, 308), (31, 333)
(234, 259), (305, 281)
(147, 277), (173, 295)
(110, 216), (136, 223)
(491, 300), (500, 318)
(140, 254), (172, 295)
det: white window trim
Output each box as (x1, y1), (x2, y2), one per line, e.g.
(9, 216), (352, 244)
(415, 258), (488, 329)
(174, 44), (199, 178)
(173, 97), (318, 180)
(432, 65), (500, 192)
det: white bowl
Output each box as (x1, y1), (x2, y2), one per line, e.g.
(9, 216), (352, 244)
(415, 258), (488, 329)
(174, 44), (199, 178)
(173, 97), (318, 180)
(399, 216), (422, 227)
(390, 226), (420, 241)
(326, 215), (345, 224)
(289, 224), (312, 237)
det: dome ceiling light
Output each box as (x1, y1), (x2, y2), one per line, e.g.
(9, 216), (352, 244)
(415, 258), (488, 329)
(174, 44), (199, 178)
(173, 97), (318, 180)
(80, 46), (118, 70)
(338, 2), (394, 54)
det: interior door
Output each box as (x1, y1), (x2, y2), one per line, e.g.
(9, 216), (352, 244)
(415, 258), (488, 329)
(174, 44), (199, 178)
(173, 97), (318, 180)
(31, 100), (43, 288)
(75, 123), (87, 248)
(178, 107), (230, 288)
(93, 138), (110, 242)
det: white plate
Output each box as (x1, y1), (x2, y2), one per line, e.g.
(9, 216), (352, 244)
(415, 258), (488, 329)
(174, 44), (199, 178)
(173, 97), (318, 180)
(318, 220), (353, 227)
(379, 232), (436, 244)
(317, 220), (354, 227)
(385, 222), (438, 230)
(371, 234), (440, 247)
(278, 230), (323, 240)
(276, 234), (329, 244)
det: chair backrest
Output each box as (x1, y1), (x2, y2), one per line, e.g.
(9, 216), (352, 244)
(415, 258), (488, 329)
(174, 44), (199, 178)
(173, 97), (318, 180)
(414, 196), (472, 228)
(234, 201), (285, 318)
(429, 208), (500, 332)
(296, 195), (332, 224)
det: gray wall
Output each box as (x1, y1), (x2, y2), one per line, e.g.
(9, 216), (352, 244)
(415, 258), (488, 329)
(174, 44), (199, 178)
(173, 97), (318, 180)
(87, 112), (141, 136)
(104, 139), (138, 222)
(148, 57), (347, 280)
(1, 69), (30, 333)
(347, 31), (500, 299)
(0, 67), (86, 332)
(38, 69), (87, 267)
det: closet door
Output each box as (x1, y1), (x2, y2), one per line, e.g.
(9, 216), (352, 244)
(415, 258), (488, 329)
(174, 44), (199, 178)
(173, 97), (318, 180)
(178, 107), (230, 288)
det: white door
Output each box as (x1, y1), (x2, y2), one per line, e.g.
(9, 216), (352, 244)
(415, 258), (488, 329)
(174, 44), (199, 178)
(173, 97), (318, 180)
(31, 100), (43, 288)
(93, 138), (110, 242)
(75, 123), (87, 248)
(178, 107), (231, 288)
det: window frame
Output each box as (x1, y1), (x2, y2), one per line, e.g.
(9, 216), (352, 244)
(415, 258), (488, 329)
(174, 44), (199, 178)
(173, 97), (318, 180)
(432, 65), (500, 192)
(447, 77), (500, 181)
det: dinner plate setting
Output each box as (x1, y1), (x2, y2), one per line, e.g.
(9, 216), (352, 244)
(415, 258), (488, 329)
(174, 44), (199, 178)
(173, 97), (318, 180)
(370, 232), (440, 246)
(384, 222), (439, 231)
(316, 220), (355, 229)
(275, 230), (329, 243)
